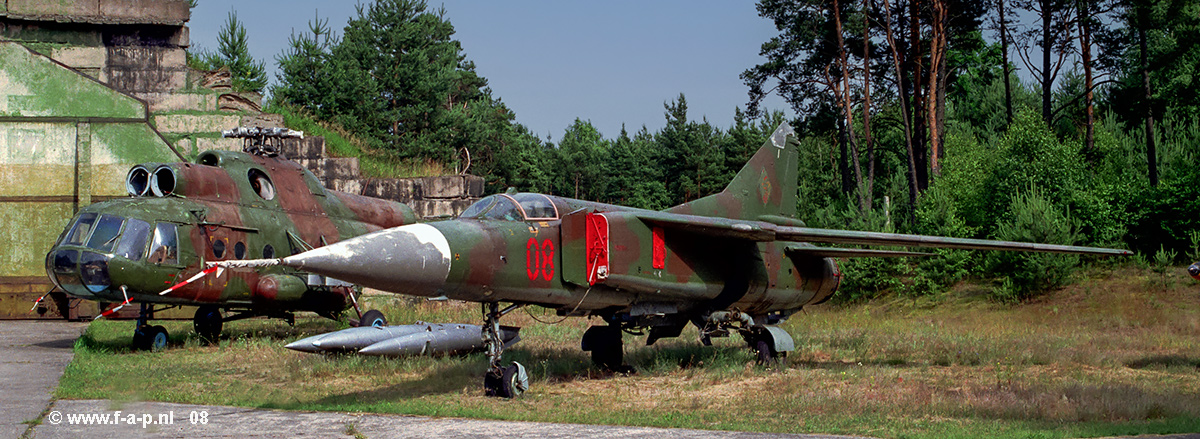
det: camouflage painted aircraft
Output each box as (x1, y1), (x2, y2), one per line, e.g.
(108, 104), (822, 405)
(44, 128), (417, 350)
(217, 123), (1131, 397)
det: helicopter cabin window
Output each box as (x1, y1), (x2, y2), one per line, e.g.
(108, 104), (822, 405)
(63, 213), (98, 246)
(234, 241), (246, 259)
(114, 218), (152, 261)
(248, 169), (276, 200)
(85, 215), (125, 252)
(212, 238), (227, 259)
(263, 244), (275, 259)
(512, 193), (558, 220)
(148, 223), (179, 265)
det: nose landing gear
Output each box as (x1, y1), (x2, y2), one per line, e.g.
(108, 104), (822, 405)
(481, 302), (528, 398)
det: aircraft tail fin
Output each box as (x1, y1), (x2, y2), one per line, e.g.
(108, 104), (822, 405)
(666, 122), (798, 221)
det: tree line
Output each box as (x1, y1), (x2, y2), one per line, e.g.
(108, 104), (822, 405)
(199, 0), (1200, 302)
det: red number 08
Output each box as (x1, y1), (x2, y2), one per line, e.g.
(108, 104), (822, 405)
(526, 238), (555, 281)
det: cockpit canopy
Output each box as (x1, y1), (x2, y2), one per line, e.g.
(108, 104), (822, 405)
(459, 193), (559, 221)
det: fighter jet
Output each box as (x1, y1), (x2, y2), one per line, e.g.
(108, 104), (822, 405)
(44, 128), (416, 351)
(216, 123), (1130, 398)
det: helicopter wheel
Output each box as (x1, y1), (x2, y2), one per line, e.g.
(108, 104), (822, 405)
(194, 306), (223, 344)
(147, 325), (169, 352)
(132, 326), (150, 351)
(358, 309), (387, 328)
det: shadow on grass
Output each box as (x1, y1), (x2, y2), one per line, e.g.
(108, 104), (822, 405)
(1126, 354), (1200, 370)
(790, 358), (921, 369)
(77, 317), (345, 354)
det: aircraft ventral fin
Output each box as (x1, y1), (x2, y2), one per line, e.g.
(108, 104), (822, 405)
(637, 212), (1132, 257)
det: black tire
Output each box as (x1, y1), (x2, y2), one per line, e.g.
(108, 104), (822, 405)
(592, 345), (623, 372)
(193, 306), (223, 344)
(483, 370), (503, 397)
(132, 326), (150, 351)
(499, 365), (522, 398)
(358, 310), (387, 328)
(754, 339), (777, 365)
(149, 326), (169, 352)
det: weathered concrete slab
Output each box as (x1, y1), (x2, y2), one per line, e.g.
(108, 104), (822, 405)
(48, 46), (106, 69)
(153, 114), (242, 134)
(321, 157), (361, 181)
(1, 0), (190, 25)
(418, 175), (468, 199)
(0, 321), (86, 439)
(281, 137), (325, 160)
(411, 198), (475, 218)
(194, 137), (242, 153)
(133, 92), (217, 113)
(34, 399), (841, 439)
(362, 178), (418, 201)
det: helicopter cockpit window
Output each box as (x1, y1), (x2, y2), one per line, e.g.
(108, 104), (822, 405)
(513, 193), (559, 220)
(85, 215), (125, 252)
(63, 213), (97, 246)
(148, 223), (179, 265)
(248, 169), (276, 200)
(114, 218), (151, 261)
(459, 195), (498, 219)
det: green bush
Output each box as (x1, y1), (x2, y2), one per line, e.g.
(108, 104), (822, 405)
(985, 188), (1081, 302)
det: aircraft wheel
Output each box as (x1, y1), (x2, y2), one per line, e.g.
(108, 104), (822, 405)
(592, 344), (623, 372)
(148, 325), (169, 352)
(754, 338), (777, 366)
(358, 310), (387, 328)
(499, 362), (529, 398)
(193, 306), (223, 344)
(132, 326), (151, 351)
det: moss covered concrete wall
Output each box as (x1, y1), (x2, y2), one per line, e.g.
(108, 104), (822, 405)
(0, 42), (182, 318)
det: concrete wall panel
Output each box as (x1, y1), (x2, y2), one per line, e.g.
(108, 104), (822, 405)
(153, 114), (242, 133)
(0, 202), (73, 277)
(0, 43), (143, 118)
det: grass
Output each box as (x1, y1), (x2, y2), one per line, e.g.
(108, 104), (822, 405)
(264, 102), (451, 178)
(56, 265), (1200, 438)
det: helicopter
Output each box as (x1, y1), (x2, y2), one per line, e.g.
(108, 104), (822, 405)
(44, 127), (417, 350)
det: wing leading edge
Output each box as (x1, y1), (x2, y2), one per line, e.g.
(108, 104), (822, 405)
(637, 212), (1132, 257)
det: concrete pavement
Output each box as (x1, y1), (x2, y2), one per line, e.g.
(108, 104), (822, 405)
(34, 399), (840, 438)
(0, 320), (87, 439)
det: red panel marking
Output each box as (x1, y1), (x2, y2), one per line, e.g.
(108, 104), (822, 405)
(526, 237), (539, 281)
(585, 214), (609, 285)
(652, 226), (665, 269)
(540, 240), (555, 281)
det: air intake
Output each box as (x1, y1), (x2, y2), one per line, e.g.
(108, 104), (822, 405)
(125, 165), (150, 197)
(150, 166), (177, 197)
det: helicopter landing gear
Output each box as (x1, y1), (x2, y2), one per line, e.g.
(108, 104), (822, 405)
(357, 309), (387, 328)
(131, 303), (169, 352)
(194, 305), (223, 344)
(481, 302), (528, 398)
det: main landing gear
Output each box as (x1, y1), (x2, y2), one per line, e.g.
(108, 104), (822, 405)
(701, 311), (793, 366)
(194, 305), (223, 343)
(481, 302), (528, 398)
(581, 324), (634, 374)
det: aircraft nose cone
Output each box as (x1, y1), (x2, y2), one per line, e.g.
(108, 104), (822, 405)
(46, 248), (108, 299)
(279, 224), (453, 297)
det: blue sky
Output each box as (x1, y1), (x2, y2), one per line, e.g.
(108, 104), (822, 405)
(188, 1), (794, 141)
